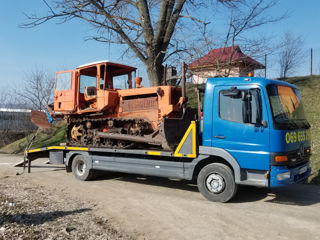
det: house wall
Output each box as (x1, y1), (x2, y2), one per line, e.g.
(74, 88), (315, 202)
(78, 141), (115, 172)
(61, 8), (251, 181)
(191, 66), (255, 84)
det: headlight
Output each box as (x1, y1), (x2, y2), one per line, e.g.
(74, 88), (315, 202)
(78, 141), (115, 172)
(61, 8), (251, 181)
(276, 171), (291, 181)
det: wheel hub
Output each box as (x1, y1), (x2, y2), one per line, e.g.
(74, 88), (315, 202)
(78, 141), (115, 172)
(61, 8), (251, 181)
(76, 161), (86, 176)
(206, 173), (225, 193)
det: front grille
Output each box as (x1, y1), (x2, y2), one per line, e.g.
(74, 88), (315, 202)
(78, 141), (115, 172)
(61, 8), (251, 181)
(271, 148), (311, 167)
(287, 148), (311, 168)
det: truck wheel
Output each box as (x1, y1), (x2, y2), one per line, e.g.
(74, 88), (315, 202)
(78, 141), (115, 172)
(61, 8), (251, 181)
(72, 155), (94, 181)
(197, 163), (237, 203)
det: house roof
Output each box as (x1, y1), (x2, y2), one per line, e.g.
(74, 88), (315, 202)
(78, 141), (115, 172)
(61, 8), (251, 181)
(188, 46), (265, 69)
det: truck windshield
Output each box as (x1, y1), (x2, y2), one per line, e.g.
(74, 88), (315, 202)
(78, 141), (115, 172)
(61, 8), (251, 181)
(267, 84), (309, 130)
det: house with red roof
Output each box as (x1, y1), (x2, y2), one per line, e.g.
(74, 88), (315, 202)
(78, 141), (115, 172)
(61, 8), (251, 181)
(188, 46), (265, 84)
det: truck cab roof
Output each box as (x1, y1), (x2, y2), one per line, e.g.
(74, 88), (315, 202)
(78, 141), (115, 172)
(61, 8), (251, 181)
(206, 77), (297, 89)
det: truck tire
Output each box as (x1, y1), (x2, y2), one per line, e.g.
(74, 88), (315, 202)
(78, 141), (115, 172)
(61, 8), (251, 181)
(71, 155), (94, 181)
(197, 163), (237, 203)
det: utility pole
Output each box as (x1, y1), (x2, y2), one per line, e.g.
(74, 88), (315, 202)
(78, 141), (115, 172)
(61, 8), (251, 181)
(264, 54), (267, 78)
(310, 48), (313, 76)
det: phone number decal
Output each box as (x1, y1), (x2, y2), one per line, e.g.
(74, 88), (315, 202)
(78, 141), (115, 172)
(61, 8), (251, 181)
(285, 130), (311, 144)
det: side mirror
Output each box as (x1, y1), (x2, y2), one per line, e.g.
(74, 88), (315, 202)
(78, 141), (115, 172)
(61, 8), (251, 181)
(261, 120), (268, 128)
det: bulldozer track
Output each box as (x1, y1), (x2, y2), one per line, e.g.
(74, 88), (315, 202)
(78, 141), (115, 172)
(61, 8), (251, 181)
(66, 116), (156, 149)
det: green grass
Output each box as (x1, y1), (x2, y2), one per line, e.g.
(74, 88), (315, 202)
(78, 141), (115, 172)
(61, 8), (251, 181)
(0, 121), (66, 154)
(186, 83), (205, 109)
(186, 76), (320, 183)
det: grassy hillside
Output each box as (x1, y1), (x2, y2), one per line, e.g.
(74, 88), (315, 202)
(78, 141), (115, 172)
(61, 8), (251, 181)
(286, 75), (320, 183)
(0, 121), (66, 154)
(186, 75), (320, 183)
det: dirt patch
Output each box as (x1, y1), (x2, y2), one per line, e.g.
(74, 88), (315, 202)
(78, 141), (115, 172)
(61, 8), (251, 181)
(0, 176), (133, 240)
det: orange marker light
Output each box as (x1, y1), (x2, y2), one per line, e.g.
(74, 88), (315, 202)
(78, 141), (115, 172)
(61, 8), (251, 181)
(248, 72), (254, 77)
(275, 155), (288, 162)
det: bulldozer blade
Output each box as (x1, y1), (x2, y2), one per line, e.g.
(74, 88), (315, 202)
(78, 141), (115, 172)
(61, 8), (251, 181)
(30, 110), (52, 130)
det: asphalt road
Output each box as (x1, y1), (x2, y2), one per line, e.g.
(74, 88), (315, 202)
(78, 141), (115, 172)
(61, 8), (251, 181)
(0, 153), (319, 240)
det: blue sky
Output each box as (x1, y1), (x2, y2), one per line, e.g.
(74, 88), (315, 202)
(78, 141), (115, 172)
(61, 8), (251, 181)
(0, 0), (320, 89)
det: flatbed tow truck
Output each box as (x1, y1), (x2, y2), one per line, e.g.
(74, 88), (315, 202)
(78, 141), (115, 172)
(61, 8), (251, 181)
(21, 77), (311, 202)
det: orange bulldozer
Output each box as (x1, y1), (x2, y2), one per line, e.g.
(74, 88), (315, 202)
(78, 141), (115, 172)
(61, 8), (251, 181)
(31, 61), (195, 151)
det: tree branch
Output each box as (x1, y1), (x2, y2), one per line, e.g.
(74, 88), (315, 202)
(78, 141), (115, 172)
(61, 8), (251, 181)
(136, 0), (154, 46)
(89, 0), (147, 62)
(163, 0), (186, 47)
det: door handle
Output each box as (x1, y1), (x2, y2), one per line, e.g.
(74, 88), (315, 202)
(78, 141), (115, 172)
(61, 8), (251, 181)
(214, 135), (226, 139)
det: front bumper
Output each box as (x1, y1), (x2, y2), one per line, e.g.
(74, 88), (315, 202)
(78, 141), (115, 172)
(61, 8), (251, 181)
(270, 162), (311, 187)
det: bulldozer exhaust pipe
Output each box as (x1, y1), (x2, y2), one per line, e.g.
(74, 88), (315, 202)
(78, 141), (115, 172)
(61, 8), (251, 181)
(181, 62), (186, 99)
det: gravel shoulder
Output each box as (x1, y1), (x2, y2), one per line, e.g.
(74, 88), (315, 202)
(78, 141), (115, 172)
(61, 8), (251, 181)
(0, 153), (320, 240)
(0, 171), (132, 240)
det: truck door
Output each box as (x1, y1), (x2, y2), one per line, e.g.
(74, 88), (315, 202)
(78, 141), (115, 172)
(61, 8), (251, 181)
(54, 70), (76, 112)
(212, 86), (270, 170)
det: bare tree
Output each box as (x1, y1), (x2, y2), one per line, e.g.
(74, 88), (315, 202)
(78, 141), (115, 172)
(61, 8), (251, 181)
(0, 89), (8, 108)
(0, 90), (10, 146)
(22, 0), (285, 86)
(278, 32), (304, 79)
(23, 0), (273, 86)
(16, 68), (54, 111)
(21, 0), (190, 86)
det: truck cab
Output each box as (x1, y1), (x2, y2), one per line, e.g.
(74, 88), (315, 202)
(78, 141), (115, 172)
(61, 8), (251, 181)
(202, 77), (311, 187)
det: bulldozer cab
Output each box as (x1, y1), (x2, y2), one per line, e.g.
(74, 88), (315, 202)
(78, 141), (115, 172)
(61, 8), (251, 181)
(52, 61), (137, 114)
(76, 61), (136, 112)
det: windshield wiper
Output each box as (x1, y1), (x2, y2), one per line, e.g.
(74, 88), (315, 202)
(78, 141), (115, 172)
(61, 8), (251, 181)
(276, 119), (298, 130)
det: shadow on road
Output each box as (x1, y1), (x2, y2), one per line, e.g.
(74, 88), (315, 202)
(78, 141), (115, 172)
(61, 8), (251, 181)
(23, 165), (66, 169)
(95, 171), (320, 205)
(265, 184), (320, 206)
(228, 184), (320, 206)
(94, 171), (199, 192)
(0, 208), (91, 225)
(229, 186), (269, 203)
(14, 165), (66, 175)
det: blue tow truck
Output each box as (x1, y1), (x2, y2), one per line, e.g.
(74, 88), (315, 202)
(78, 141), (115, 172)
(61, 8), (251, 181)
(25, 77), (311, 202)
